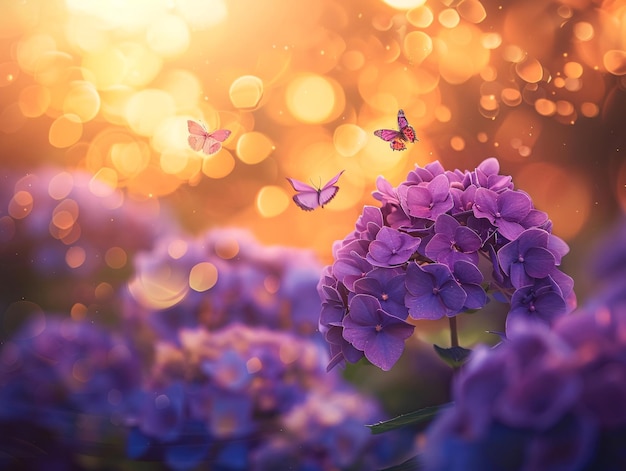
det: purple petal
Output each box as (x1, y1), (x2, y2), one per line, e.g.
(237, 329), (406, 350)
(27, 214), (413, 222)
(499, 190), (531, 221)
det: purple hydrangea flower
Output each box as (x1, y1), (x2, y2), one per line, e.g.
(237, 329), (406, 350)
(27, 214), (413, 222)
(405, 262), (467, 320)
(497, 228), (557, 288)
(405, 174), (454, 220)
(425, 214), (482, 267)
(472, 187), (531, 241)
(318, 158), (575, 371)
(366, 226), (421, 268)
(342, 294), (415, 371)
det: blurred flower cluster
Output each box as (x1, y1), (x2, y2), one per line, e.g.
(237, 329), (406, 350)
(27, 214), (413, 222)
(0, 167), (161, 325)
(0, 189), (412, 470)
(422, 216), (626, 471)
(319, 157), (576, 371)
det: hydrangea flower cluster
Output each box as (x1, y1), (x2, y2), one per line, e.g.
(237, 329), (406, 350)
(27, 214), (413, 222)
(422, 214), (626, 471)
(0, 317), (142, 469)
(124, 228), (323, 340)
(128, 323), (408, 470)
(0, 167), (160, 319)
(319, 158), (576, 371)
(0, 228), (413, 470)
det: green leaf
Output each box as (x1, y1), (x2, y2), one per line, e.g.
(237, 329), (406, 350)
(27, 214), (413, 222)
(433, 344), (472, 368)
(367, 403), (450, 434)
(378, 455), (423, 471)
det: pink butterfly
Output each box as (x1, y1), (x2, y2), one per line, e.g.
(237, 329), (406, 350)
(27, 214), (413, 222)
(286, 170), (345, 211)
(187, 119), (231, 155)
(373, 109), (418, 151)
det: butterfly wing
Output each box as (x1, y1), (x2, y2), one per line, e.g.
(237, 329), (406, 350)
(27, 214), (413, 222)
(390, 138), (407, 151)
(188, 120), (209, 152)
(202, 137), (223, 155)
(318, 170), (345, 207)
(207, 129), (231, 142)
(286, 177), (320, 211)
(374, 129), (402, 142)
(397, 109), (418, 143)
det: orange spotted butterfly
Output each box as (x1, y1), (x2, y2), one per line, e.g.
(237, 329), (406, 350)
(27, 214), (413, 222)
(187, 120), (231, 155)
(286, 170), (345, 211)
(373, 109), (418, 151)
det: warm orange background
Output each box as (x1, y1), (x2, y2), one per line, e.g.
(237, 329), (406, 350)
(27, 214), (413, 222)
(0, 0), (624, 286)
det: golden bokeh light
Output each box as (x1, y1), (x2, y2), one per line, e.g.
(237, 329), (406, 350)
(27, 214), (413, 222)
(286, 74), (341, 123)
(333, 124), (368, 157)
(236, 131), (274, 164)
(229, 75), (264, 110)
(256, 185), (290, 218)
(189, 262), (219, 292)
(0, 0), (623, 259)
(202, 149), (236, 179)
(49, 114), (83, 148)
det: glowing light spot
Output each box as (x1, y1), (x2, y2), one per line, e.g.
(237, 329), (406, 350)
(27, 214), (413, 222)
(229, 75), (264, 109)
(341, 50), (365, 71)
(63, 80), (100, 122)
(18, 84), (51, 118)
(52, 204), (78, 231)
(515, 58), (543, 83)
(70, 303), (88, 321)
(0, 62), (19, 87)
(477, 132), (488, 143)
(16, 34), (57, 74)
(264, 275), (280, 294)
(189, 262), (218, 292)
(48, 172), (74, 200)
(603, 50), (626, 76)
(146, 14), (190, 58)
(105, 247), (127, 269)
(82, 47), (126, 90)
(95, 282), (114, 300)
(501, 88), (522, 106)
(256, 185), (290, 218)
(286, 74), (338, 124)
(8, 191), (33, 219)
(564, 77), (582, 92)
(450, 136), (465, 151)
(457, 0), (487, 23)
(202, 149), (236, 179)
(535, 98), (556, 116)
(564, 61), (583, 78)
(214, 238), (239, 259)
(556, 100), (574, 117)
(128, 263), (190, 310)
(168, 239), (188, 259)
(333, 124), (368, 157)
(246, 357), (263, 374)
(406, 6), (433, 28)
(403, 31), (433, 65)
(279, 342), (301, 364)
(438, 9), (460, 28)
(111, 141), (150, 178)
(503, 45), (525, 63)
(49, 114), (83, 148)
(581, 102), (599, 118)
(574, 22), (594, 41)
(383, 0), (426, 10)
(236, 132), (274, 164)
(66, 246), (86, 269)
(481, 32), (502, 49)
(90, 168), (118, 196)
(125, 89), (176, 136)
(480, 94), (498, 111)
(434, 105), (451, 122)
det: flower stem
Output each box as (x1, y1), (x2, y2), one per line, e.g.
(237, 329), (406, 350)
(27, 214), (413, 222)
(449, 316), (459, 347)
